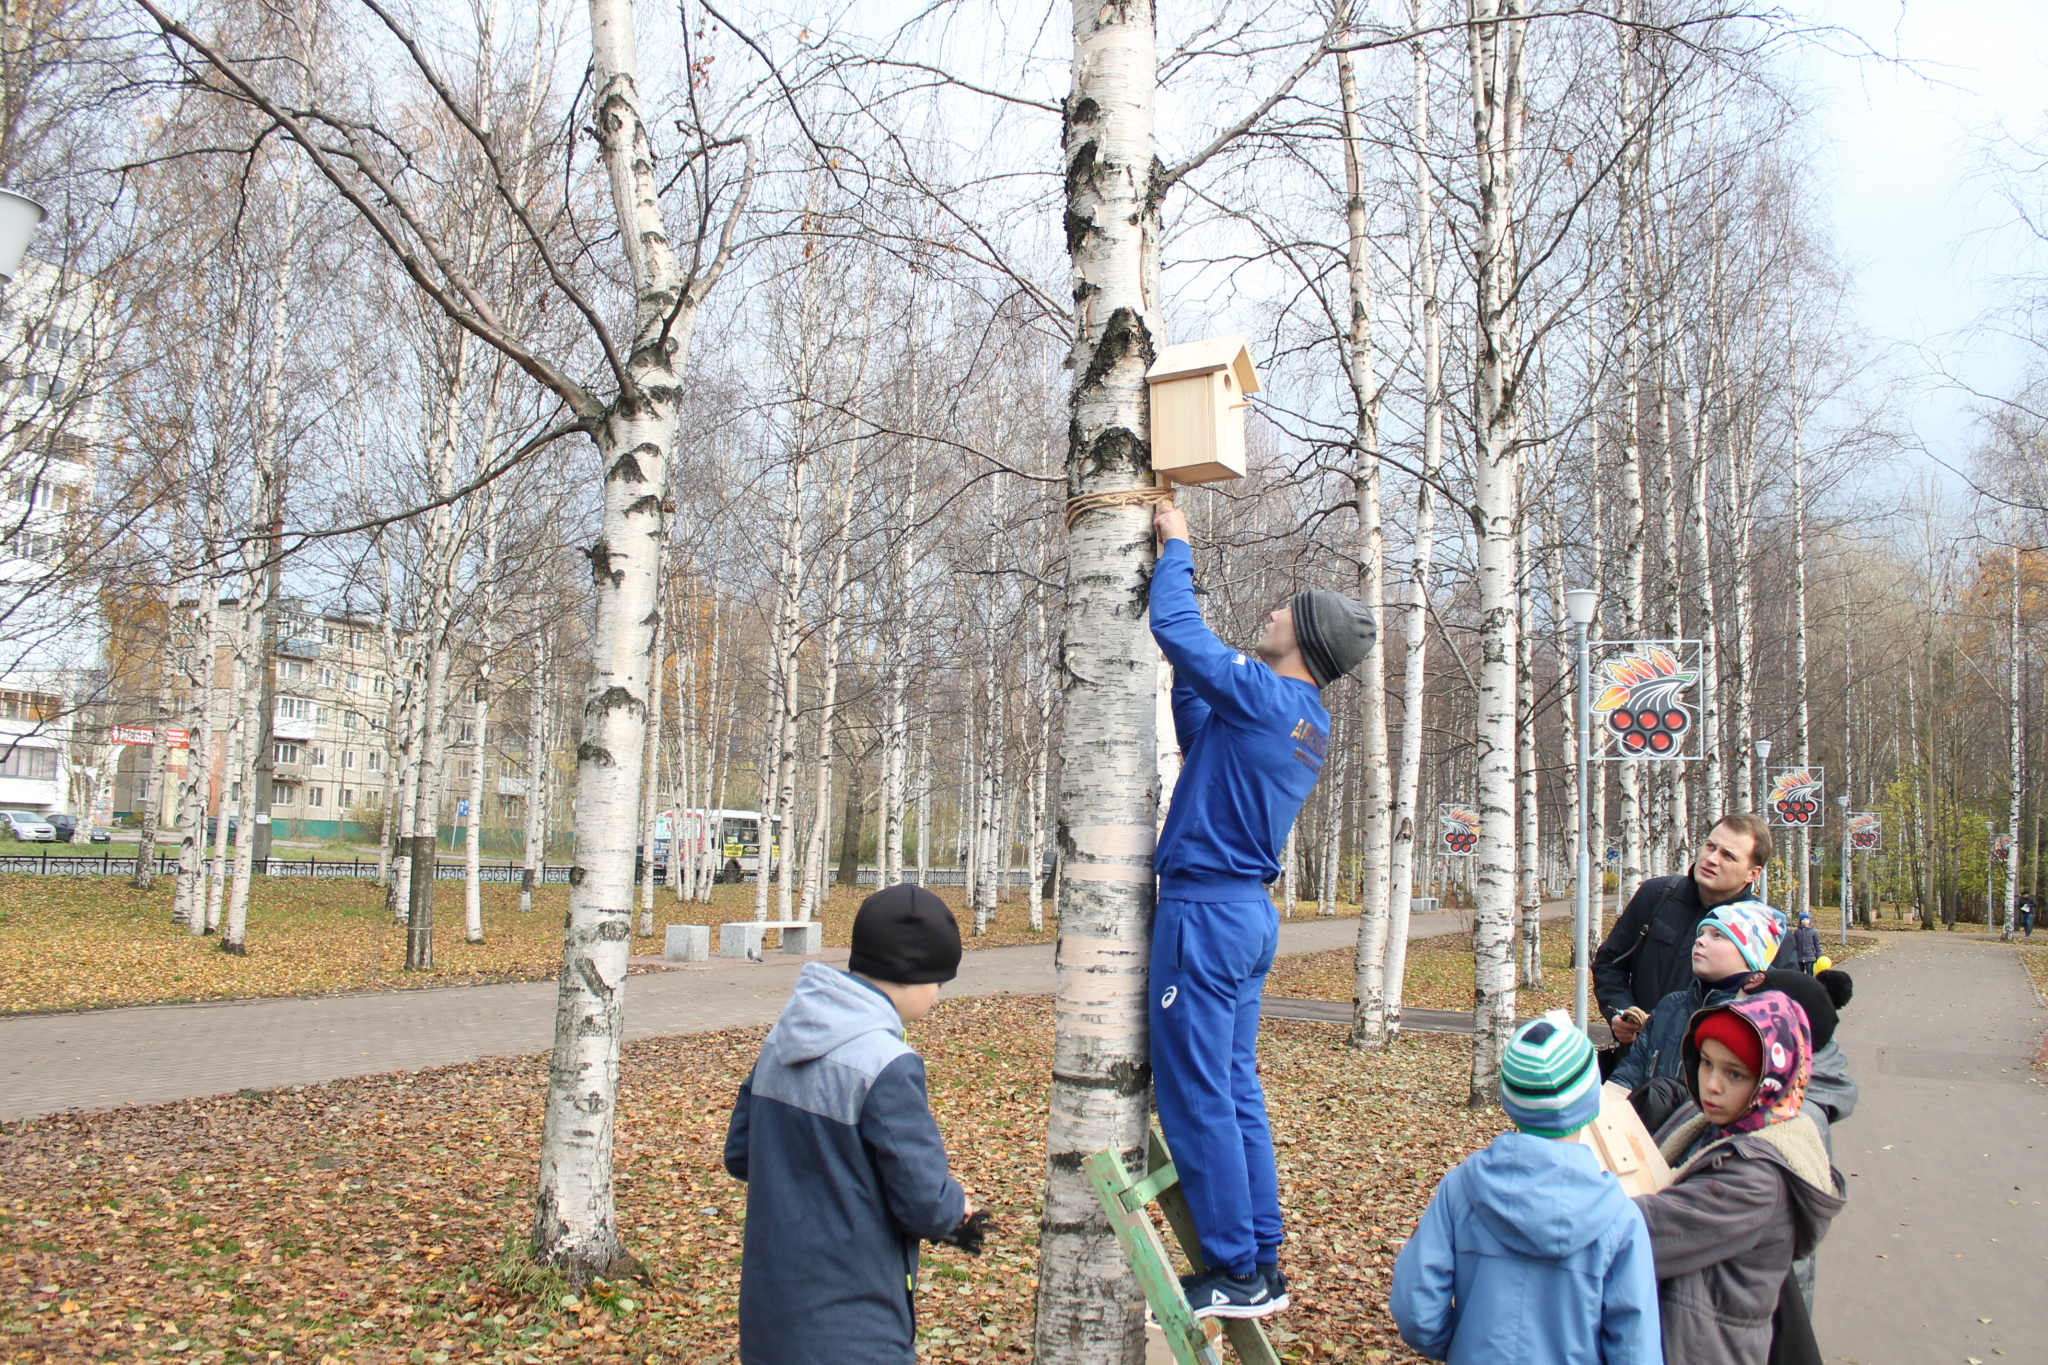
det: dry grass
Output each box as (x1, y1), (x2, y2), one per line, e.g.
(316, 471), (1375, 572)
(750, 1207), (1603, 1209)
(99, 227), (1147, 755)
(0, 876), (1053, 1017)
(2, 995), (1495, 1364)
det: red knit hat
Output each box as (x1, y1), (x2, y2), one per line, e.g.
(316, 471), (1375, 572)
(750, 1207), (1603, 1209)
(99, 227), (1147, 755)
(1692, 1009), (1763, 1075)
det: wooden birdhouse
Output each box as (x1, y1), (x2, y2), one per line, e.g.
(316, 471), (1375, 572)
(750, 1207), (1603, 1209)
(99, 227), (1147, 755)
(1145, 335), (1262, 484)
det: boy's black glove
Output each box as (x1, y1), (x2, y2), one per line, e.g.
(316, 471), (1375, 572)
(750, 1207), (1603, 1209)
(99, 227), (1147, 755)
(937, 1208), (993, 1256)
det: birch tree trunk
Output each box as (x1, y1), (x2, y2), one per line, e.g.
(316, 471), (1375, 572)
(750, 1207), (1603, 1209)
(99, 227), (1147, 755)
(175, 515), (224, 930)
(638, 601), (664, 935)
(798, 429), (856, 923)
(522, 632), (548, 912)
(466, 514), (500, 946)
(1516, 506), (1541, 987)
(1335, 16), (1393, 1038)
(530, 0), (741, 1281)
(1029, 594), (1052, 932)
(1465, 0), (1527, 1106)
(1614, 0), (1647, 911)
(1036, 0), (1163, 1354)
(1374, 0), (1444, 1041)
(914, 710), (931, 888)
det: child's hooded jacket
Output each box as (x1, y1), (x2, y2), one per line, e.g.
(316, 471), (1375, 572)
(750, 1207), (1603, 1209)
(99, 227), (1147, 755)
(1634, 992), (1847, 1365)
(725, 963), (966, 1365)
(1390, 1131), (1661, 1365)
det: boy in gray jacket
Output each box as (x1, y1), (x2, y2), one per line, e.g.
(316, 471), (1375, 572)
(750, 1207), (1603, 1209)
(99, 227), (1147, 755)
(724, 885), (987, 1365)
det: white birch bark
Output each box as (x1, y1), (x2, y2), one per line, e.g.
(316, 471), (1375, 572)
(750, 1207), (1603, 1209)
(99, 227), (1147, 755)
(1790, 385), (1811, 920)
(1029, 593), (1052, 932)
(1614, 0), (1647, 910)
(913, 709), (931, 888)
(1036, 0), (1163, 1353)
(1335, 12), (1393, 1038)
(1376, 2), (1444, 1039)
(1516, 504), (1541, 987)
(1465, 0), (1527, 1105)
(521, 631), (548, 912)
(638, 598), (664, 934)
(531, 0), (744, 1281)
(798, 424), (856, 922)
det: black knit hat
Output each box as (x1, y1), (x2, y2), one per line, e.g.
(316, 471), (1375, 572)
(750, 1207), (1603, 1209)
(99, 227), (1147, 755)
(1289, 589), (1378, 688)
(1740, 967), (1845, 1050)
(849, 884), (963, 985)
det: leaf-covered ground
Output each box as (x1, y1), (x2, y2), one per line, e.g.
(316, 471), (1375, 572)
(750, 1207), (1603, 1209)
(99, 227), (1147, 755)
(1, 995), (1496, 1364)
(0, 877), (1059, 1017)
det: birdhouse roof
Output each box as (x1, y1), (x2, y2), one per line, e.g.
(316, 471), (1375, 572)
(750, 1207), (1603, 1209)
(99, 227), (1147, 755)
(1145, 334), (1261, 393)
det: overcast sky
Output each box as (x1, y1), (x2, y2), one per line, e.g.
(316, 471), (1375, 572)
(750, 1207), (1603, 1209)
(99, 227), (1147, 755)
(1801, 0), (2048, 490)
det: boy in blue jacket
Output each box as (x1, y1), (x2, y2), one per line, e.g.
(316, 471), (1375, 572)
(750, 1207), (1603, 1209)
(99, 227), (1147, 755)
(724, 885), (988, 1365)
(1391, 1016), (1661, 1364)
(1149, 504), (1375, 1319)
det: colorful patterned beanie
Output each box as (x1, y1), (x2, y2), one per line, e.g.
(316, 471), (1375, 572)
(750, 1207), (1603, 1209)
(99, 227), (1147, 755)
(1499, 1013), (1601, 1138)
(1701, 900), (1785, 973)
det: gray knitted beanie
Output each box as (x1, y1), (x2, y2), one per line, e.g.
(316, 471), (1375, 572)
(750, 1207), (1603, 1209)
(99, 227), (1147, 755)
(1290, 590), (1377, 688)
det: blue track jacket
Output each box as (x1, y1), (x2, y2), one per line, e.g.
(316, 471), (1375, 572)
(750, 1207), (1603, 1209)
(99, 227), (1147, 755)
(1391, 1131), (1662, 1365)
(1150, 538), (1328, 901)
(725, 963), (966, 1365)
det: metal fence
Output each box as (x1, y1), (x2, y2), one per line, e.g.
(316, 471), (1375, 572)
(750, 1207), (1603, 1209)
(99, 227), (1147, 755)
(0, 851), (1036, 888)
(0, 852), (574, 884)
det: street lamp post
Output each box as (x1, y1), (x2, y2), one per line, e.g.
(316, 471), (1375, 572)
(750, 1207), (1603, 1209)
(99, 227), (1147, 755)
(1755, 738), (1773, 905)
(1837, 794), (1851, 947)
(1565, 588), (1597, 1031)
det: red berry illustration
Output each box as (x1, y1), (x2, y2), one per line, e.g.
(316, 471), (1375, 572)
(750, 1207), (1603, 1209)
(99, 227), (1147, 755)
(1594, 647), (1697, 756)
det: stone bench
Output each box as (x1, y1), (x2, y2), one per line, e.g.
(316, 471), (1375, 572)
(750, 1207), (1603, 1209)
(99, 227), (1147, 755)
(719, 920), (824, 960)
(1411, 897), (1441, 915)
(663, 924), (711, 963)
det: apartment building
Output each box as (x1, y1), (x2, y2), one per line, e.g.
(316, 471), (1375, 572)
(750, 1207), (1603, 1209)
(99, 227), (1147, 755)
(0, 257), (106, 815)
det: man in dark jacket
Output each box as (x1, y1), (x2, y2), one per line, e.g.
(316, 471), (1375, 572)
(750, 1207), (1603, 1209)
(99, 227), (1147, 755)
(724, 886), (983, 1365)
(1593, 813), (1794, 1047)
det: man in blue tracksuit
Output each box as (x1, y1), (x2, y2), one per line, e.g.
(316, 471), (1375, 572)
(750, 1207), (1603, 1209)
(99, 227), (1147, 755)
(1148, 502), (1376, 1320)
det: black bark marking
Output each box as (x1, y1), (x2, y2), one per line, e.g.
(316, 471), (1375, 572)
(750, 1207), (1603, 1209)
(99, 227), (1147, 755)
(587, 539), (624, 589)
(1078, 307), (1152, 395)
(567, 865), (586, 886)
(576, 741), (616, 768)
(575, 957), (614, 1000)
(585, 687), (643, 722)
(624, 494), (662, 517)
(1051, 1059), (1151, 1096)
(1078, 426), (1149, 482)
(607, 448), (649, 485)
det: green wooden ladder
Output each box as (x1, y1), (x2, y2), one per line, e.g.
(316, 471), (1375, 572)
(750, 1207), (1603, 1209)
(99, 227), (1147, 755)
(1085, 1129), (1283, 1365)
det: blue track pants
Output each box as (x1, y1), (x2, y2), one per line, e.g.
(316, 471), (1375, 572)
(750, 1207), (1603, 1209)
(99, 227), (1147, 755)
(1149, 896), (1282, 1277)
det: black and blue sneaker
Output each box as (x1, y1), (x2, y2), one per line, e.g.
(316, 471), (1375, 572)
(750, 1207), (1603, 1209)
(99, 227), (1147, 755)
(1179, 1266), (1283, 1320)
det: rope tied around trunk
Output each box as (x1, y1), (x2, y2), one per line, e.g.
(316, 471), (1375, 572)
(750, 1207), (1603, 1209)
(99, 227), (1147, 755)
(1063, 483), (1176, 530)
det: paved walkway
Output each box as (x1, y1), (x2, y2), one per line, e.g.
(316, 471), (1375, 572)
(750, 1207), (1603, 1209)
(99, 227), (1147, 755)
(1812, 931), (2048, 1364)
(0, 904), (1564, 1122)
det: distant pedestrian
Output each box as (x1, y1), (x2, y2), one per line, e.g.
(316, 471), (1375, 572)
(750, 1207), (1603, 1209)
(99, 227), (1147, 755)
(1791, 912), (1822, 974)
(2019, 893), (2036, 938)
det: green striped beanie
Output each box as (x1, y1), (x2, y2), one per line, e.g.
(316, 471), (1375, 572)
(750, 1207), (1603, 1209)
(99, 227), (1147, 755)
(1499, 1014), (1601, 1138)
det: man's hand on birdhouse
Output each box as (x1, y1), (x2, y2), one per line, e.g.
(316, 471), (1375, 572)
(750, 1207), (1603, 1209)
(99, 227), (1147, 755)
(1154, 502), (1189, 550)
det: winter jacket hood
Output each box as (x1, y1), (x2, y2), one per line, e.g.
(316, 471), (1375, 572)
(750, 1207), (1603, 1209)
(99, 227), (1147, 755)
(1660, 1112), (1846, 1260)
(1391, 1132), (1661, 1365)
(769, 960), (904, 1063)
(1468, 1131), (1640, 1259)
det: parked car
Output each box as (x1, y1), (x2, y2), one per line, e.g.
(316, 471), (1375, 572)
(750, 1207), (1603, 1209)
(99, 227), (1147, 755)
(44, 814), (114, 843)
(1, 810), (56, 841)
(204, 815), (239, 846)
